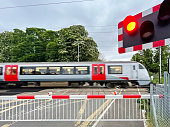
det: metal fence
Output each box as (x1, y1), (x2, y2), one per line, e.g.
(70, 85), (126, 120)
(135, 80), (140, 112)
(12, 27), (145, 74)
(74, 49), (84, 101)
(0, 95), (151, 121)
(151, 72), (170, 127)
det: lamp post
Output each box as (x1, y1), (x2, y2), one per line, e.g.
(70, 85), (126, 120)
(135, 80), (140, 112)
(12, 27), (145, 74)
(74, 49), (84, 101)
(78, 42), (79, 62)
(76, 40), (84, 62)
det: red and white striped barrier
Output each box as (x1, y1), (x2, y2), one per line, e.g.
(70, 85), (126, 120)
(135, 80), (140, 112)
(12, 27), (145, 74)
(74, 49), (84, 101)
(118, 4), (170, 54)
(0, 95), (163, 100)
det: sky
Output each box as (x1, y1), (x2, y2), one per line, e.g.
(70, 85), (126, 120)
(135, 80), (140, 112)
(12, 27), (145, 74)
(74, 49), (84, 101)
(0, 0), (164, 61)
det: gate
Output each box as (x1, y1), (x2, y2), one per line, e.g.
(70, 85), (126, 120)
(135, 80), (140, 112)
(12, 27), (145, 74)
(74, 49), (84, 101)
(0, 94), (162, 121)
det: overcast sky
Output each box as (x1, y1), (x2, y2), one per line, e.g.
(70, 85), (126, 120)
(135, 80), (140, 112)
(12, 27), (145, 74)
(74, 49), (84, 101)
(0, 0), (164, 61)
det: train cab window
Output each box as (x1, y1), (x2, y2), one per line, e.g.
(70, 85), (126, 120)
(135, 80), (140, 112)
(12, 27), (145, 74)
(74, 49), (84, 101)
(108, 66), (122, 74)
(100, 66), (104, 74)
(35, 67), (48, 75)
(0, 67), (2, 75)
(12, 67), (17, 75)
(49, 67), (60, 75)
(6, 67), (11, 75)
(62, 67), (74, 75)
(139, 64), (145, 69)
(94, 66), (98, 74)
(76, 67), (89, 75)
(21, 67), (35, 75)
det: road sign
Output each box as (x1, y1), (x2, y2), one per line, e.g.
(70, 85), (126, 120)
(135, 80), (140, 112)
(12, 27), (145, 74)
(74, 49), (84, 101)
(118, 0), (170, 54)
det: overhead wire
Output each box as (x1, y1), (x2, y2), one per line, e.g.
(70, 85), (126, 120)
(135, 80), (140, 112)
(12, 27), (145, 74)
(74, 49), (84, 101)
(0, 0), (120, 55)
(0, 0), (95, 10)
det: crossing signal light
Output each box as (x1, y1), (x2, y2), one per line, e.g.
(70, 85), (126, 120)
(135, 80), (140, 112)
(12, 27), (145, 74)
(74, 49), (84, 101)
(118, 0), (170, 54)
(140, 21), (154, 41)
(158, 0), (170, 22)
(123, 15), (137, 34)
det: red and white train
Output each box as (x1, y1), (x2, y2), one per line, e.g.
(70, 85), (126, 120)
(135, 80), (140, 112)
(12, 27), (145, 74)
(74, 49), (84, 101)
(0, 61), (150, 88)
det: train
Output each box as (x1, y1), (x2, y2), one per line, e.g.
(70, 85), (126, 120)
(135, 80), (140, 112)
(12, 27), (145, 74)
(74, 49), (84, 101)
(0, 61), (150, 88)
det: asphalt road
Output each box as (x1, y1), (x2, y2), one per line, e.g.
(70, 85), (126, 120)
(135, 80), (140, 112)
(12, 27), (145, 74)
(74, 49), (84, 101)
(0, 85), (149, 127)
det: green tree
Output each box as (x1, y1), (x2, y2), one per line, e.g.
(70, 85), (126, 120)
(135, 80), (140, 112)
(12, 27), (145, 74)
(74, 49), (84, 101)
(131, 46), (170, 73)
(54, 25), (99, 62)
(0, 25), (99, 62)
(0, 31), (14, 62)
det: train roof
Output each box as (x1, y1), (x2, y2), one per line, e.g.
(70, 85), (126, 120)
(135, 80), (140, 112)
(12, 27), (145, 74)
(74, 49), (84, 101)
(0, 61), (138, 65)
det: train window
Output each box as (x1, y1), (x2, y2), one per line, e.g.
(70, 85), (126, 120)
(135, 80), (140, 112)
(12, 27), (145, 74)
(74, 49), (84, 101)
(35, 67), (48, 75)
(133, 65), (135, 70)
(12, 67), (17, 75)
(62, 67), (74, 75)
(76, 67), (89, 75)
(139, 64), (144, 69)
(108, 66), (122, 74)
(21, 67), (35, 75)
(49, 67), (60, 75)
(6, 67), (11, 75)
(100, 66), (104, 74)
(0, 67), (2, 75)
(94, 66), (98, 74)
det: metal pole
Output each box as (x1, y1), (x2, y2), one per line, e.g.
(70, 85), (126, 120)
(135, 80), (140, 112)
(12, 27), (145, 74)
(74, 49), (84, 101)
(168, 73), (170, 119)
(78, 42), (79, 62)
(159, 47), (162, 84)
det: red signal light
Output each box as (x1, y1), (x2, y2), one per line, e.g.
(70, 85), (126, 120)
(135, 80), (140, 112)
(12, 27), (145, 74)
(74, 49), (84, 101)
(123, 15), (138, 34)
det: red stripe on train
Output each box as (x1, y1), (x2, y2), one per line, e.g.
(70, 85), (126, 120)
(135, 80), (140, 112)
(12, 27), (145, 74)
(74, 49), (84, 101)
(119, 77), (129, 80)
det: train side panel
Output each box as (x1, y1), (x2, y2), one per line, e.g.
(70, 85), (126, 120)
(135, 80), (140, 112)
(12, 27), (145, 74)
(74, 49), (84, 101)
(106, 63), (132, 81)
(18, 64), (92, 82)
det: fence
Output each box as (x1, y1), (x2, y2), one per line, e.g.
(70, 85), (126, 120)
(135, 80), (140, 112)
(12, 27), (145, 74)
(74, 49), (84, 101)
(151, 72), (170, 127)
(0, 95), (154, 121)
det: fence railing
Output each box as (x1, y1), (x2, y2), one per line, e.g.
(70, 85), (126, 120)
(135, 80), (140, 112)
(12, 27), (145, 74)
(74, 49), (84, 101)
(0, 95), (156, 121)
(151, 72), (170, 127)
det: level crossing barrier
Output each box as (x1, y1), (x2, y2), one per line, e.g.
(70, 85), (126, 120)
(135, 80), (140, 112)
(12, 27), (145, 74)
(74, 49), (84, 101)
(0, 94), (162, 122)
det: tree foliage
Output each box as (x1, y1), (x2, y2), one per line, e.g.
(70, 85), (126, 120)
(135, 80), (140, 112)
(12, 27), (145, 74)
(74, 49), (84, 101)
(131, 46), (170, 74)
(0, 25), (99, 62)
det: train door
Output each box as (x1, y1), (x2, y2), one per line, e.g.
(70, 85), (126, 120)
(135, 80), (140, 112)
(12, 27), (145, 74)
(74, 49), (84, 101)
(92, 64), (106, 80)
(132, 65), (138, 80)
(4, 65), (18, 81)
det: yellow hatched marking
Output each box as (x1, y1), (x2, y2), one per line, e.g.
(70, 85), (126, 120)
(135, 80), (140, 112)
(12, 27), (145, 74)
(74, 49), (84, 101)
(79, 99), (112, 127)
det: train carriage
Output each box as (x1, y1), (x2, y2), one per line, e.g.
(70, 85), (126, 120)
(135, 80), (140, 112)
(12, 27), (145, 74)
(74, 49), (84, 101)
(0, 61), (150, 88)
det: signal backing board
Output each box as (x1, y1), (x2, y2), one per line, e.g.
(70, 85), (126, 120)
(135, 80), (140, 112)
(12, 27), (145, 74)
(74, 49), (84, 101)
(118, 4), (170, 54)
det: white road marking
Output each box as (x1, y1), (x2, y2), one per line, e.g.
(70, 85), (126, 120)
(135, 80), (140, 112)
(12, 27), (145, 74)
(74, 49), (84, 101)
(92, 89), (122, 127)
(137, 86), (141, 95)
(142, 110), (147, 127)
